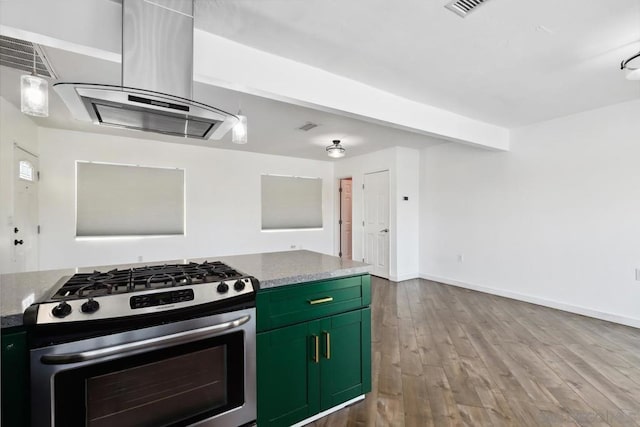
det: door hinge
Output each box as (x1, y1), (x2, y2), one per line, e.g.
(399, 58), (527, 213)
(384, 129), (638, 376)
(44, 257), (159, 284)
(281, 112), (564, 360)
(37, 171), (41, 181)
(37, 225), (41, 234)
(339, 219), (342, 225)
(339, 187), (342, 193)
(362, 184), (365, 189)
(362, 258), (365, 262)
(339, 251), (342, 257)
(362, 221), (365, 227)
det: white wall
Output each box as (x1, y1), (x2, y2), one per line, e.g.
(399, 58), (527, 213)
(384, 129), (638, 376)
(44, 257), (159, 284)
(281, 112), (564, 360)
(0, 97), (39, 274)
(395, 147), (420, 280)
(335, 146), (421, 281)
(420, 99), (640, 327)
(37, 128), (335, 270)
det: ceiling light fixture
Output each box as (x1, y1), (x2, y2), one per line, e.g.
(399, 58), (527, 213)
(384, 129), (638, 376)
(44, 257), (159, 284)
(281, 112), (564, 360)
(232, 110), (248, 144)
(21, 49), (49, 117)
(621, 50), (640, 80)
(326, 139), (345, 158)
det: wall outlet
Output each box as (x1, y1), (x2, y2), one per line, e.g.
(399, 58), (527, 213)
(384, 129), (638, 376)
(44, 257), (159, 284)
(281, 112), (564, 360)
(457, 254), (464, 262)
(290, 245), (297, 249)
(636, 268), (640, 281)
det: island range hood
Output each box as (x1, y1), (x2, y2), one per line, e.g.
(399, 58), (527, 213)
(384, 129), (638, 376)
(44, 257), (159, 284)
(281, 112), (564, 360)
(54, 0), (237, 140)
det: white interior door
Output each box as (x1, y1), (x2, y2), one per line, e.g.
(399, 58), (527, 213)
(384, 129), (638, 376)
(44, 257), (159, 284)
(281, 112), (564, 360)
(12, 146), (39, 273)
(340, 178), (353, 259)
(364, 171), (389, 278)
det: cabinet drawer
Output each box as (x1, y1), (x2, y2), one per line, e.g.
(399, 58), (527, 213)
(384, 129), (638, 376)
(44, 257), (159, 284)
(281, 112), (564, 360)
(257, 275), (371, 332)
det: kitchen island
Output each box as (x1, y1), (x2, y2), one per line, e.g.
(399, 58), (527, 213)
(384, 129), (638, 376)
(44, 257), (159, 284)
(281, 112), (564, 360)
(0, 250), (370, 328)
(1, 250), (371, 427)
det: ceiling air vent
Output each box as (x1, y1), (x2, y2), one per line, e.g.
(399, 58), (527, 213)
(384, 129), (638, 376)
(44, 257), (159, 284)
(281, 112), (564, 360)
(445, 0), (491, 17)
(298, 122), (319, 131)
(0, 35), (56, 78)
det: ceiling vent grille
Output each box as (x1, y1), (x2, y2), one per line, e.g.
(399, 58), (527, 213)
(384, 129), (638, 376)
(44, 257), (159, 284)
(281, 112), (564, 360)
(0, 35), (57, 78)
(298, 122), (319, 131)
(445, 0), (491, 17)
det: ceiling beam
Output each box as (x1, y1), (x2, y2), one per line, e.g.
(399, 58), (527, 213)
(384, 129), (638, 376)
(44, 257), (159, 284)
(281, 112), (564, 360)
(194, 30), (509, 151)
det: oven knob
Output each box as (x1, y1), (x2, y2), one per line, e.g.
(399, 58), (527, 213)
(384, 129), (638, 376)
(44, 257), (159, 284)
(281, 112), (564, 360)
(52, 301), (72, 318)
(234, 280), (245, 291)
(217, 282), (229, 293)
(81, 298), (100, 314)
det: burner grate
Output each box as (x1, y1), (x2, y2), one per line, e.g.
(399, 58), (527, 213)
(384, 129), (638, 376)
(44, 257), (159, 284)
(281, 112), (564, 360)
(50, 261), (245, 301)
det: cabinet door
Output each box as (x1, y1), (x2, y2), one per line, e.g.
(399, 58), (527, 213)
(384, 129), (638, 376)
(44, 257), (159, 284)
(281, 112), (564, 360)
(257, 321), (321, 427)
(319, 307), (372, 410)
(1, 330), (29, 426)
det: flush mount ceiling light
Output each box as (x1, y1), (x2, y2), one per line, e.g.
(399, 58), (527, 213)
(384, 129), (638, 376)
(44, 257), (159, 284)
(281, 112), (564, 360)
(621, 50), (640, 80)
(326, 139), (345, 158)
(21, 49), (49, 117)
(232, 110), (248, 144)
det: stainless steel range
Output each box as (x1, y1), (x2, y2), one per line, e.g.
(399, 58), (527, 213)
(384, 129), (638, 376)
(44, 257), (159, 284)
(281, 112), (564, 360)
(25, 261), (258, 427)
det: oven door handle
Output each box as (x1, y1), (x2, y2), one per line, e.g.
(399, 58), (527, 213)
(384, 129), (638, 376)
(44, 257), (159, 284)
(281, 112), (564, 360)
(40, 315), (251, 365)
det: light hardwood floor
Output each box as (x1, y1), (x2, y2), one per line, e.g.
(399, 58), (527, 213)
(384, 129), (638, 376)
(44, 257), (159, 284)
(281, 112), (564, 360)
(308, 277), (640, 426)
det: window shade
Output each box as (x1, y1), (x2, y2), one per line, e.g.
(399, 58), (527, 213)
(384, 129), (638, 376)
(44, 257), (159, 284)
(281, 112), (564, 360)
(261, 175), (322, 230)
(76, 162), (184, 236)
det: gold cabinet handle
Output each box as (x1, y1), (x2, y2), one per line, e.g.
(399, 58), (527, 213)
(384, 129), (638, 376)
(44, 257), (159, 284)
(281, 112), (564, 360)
(308, 297), (334, 305)
(323, 331), (331, 360)
(312, 335), (319, 363)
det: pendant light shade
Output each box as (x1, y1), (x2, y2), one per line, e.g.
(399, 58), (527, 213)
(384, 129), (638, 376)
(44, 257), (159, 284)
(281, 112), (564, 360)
(232, 111), (248, 144)
(326, 139), (345, 158)
(621, 51), (640, 80)
(21, 50), (49, 117)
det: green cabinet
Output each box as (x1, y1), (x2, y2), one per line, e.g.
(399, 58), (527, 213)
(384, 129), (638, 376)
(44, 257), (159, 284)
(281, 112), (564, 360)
(1, 328), (29, 427)
(257, 321), (320, 426)
(319, 308), (371, 410)
(257, 274), (371, 427)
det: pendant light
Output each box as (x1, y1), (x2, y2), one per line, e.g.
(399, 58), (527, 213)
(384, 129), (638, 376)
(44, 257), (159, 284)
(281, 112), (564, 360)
(621, 50), (640, 80)
(21, 48), (49, 117)
(326, 139), (345, 158)
(232, 110), (248, 144)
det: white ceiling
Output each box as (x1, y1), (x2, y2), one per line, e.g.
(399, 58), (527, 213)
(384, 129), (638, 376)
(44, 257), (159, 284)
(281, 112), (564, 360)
(1, 0), (638, 159)
(195, 0), (640, 127)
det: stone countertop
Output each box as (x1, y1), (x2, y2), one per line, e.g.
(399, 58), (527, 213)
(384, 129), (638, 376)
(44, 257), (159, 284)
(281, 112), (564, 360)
(1, 250), (370, 329)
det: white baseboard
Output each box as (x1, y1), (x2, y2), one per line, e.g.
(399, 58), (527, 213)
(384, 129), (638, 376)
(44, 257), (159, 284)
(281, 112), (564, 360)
(390, 272), (420, 282)
(419, 273), (640, 329)
(290, 395), (365, 427)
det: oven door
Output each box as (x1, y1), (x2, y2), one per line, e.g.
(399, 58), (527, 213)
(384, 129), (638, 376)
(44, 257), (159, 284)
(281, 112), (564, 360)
(30, 307), (256, 427)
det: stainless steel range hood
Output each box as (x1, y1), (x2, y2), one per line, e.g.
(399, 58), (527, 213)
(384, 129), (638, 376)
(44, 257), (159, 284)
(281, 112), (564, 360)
(54, 0), (237, 140)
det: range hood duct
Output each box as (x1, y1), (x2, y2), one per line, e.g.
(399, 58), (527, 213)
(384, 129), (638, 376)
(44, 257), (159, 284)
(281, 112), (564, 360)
(54, 0), (237, 140)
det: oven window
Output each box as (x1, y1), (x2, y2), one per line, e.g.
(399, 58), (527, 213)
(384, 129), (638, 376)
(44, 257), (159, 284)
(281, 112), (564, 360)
(86, 346), (226, 427)
(54, 332), (244, 427)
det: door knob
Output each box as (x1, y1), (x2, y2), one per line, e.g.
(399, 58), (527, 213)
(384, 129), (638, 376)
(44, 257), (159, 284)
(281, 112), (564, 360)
(14, 239), (24, 246)
(379, 228), (389, 233)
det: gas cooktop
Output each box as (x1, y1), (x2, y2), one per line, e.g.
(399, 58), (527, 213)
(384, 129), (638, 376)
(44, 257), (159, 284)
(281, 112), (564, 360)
(24, 261), (257, 325)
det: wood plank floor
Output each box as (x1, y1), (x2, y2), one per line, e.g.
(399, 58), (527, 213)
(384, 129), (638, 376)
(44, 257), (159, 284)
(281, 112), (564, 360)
(308, 277), (640, 426)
